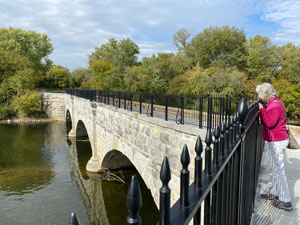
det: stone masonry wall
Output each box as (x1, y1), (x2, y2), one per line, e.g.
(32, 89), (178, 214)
(43, 93), (66, 121)
(65, 94), (208, 207)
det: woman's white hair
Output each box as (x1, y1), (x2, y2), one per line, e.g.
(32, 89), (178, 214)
(256, 83), (278, 100)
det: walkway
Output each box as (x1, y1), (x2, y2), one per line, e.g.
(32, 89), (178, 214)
(251, 126), (300, 225)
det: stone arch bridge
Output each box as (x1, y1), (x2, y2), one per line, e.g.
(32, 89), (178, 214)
(44, 92), (207, 206)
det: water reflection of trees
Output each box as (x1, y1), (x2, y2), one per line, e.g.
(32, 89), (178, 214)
(0, 123), (54, 195)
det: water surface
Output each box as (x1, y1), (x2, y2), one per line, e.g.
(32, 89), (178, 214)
(0, 122), (158, 225)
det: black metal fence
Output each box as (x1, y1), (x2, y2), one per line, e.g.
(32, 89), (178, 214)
(67, 87), (264, 225)
(65, 88), (256, 130)
(126, 98), (263, 225)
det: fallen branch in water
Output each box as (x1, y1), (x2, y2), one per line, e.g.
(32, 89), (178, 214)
(99, 168), (125, 183)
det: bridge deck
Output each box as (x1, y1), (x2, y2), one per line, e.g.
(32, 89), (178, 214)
(251, 134), (300, 225)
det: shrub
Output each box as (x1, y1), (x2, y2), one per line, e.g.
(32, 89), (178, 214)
(12, 91), (42, 118)
(0, 104), (15, 120)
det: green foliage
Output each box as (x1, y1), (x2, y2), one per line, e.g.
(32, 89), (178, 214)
(80, 59), (113, 89)
(0, 27), (53, 70)
(70, 68), (91, 88)
(190, 26), (247, 68)
(173, 28), (190, 55)
(0, 104), (14, 120)
(12, 91), (42, 118)
(89, 38), (140, 69)
(170, 65), (247, 97)
(123, 66), (166, 93)
(272, 79), (300, 119)
(278, 43), (300, 84)
(246, 35), (280, 82)
(0, 28), (55, 119)
(45, 65), (70, 89)
(142, 53), (189, 81)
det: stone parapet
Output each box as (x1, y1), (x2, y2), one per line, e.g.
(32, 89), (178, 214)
(43, 93), (66, 121)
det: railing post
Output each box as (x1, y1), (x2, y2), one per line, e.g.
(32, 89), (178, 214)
(165, 95), (168, 121)
(194, 136), (203, 189)
(180, 94), (184, 124)
(194, 136), (203, 225)
(199, 97), (203, 128)
(238, 98), (248, 136)
(214, 126), (221, 166)
(107, 91), (110, 105)
(139, 94), (142, 114)
(229, 116), (233, 149)
(68, 212), (81, 225)
(207, 94), (212, 129)
(159, 158), (171, 225)
(130, 93), (133, 111)
(212, 126), (220, 225)
(118, 91), (121, 108)
(205, 128), (212, 176)
(225, 118), (230, 154)
(112, 92), (115, 106)
(232, 114), (236, 143)
(180, 145), (190, 207)
(225, 93), (229, 122)
(236, 113), (240, 140)
(205, 128), (213, 225)
(124, 93), (127, 110)
(220, 122), (225, 159)
(126, 176), (142, 225)
(228, 96), (232, 118)
(150, 94), (154, 117)
(236, 98), (248, 225)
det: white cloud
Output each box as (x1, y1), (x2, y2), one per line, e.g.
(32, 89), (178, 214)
(260, 0), (300, 44)
(0, 0), (261, 70)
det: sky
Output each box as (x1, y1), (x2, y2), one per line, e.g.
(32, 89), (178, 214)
(0, 0), (300, 71)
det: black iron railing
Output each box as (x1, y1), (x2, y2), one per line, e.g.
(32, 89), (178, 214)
(121, 98), (263, 225)
(66, 91), (263, 225)
(66, 88), (256, 130)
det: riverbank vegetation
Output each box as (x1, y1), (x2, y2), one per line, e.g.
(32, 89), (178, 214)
(0, 27), (69, 119)
(1, 26), (300, 120)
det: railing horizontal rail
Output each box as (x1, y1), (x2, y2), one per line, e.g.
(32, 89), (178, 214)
(66, 88), (257, 130)
(66, 89), (264, 225)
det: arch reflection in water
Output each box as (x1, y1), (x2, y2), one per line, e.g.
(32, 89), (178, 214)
(67, 139), (159, 225)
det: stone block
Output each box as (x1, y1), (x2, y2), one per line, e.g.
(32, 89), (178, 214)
(160, 132), (170, 145)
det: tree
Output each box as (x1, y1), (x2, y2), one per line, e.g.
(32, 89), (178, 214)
(173, 28), (190, 55)
(89, 59), (113, 89)
(142, 53), (189, 81)
(272, 79), (300, 118)
(246, 35), (280, 82)
(278, 43), (300, 85)
(123, 66), (166, 93)
(45, 65), (70, 89)
(12, 91), (42, 118)
(0, 49), (34, 104)
(170, 65), (247, 97)
(89, 38), (140, 69)
(190, 26), (247, 69)
(70, 68), (91, 88)
(0, 27), (53, 70)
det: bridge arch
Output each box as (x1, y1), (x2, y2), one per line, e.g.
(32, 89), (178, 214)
(102, 150), (134, 170)
(76, 120), (90, 138)
(64, 93), (205, 206)
(66, 109), (72, 135)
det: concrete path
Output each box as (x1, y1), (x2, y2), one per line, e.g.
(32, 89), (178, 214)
(251, 135), (300, 225)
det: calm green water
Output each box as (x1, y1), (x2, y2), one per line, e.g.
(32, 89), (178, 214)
(0, 122), (158, 225)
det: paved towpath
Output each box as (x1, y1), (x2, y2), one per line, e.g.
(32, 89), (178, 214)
(251, 126), (300, 225)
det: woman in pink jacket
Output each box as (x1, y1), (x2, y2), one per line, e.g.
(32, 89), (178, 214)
(256, 83), (292, 211)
